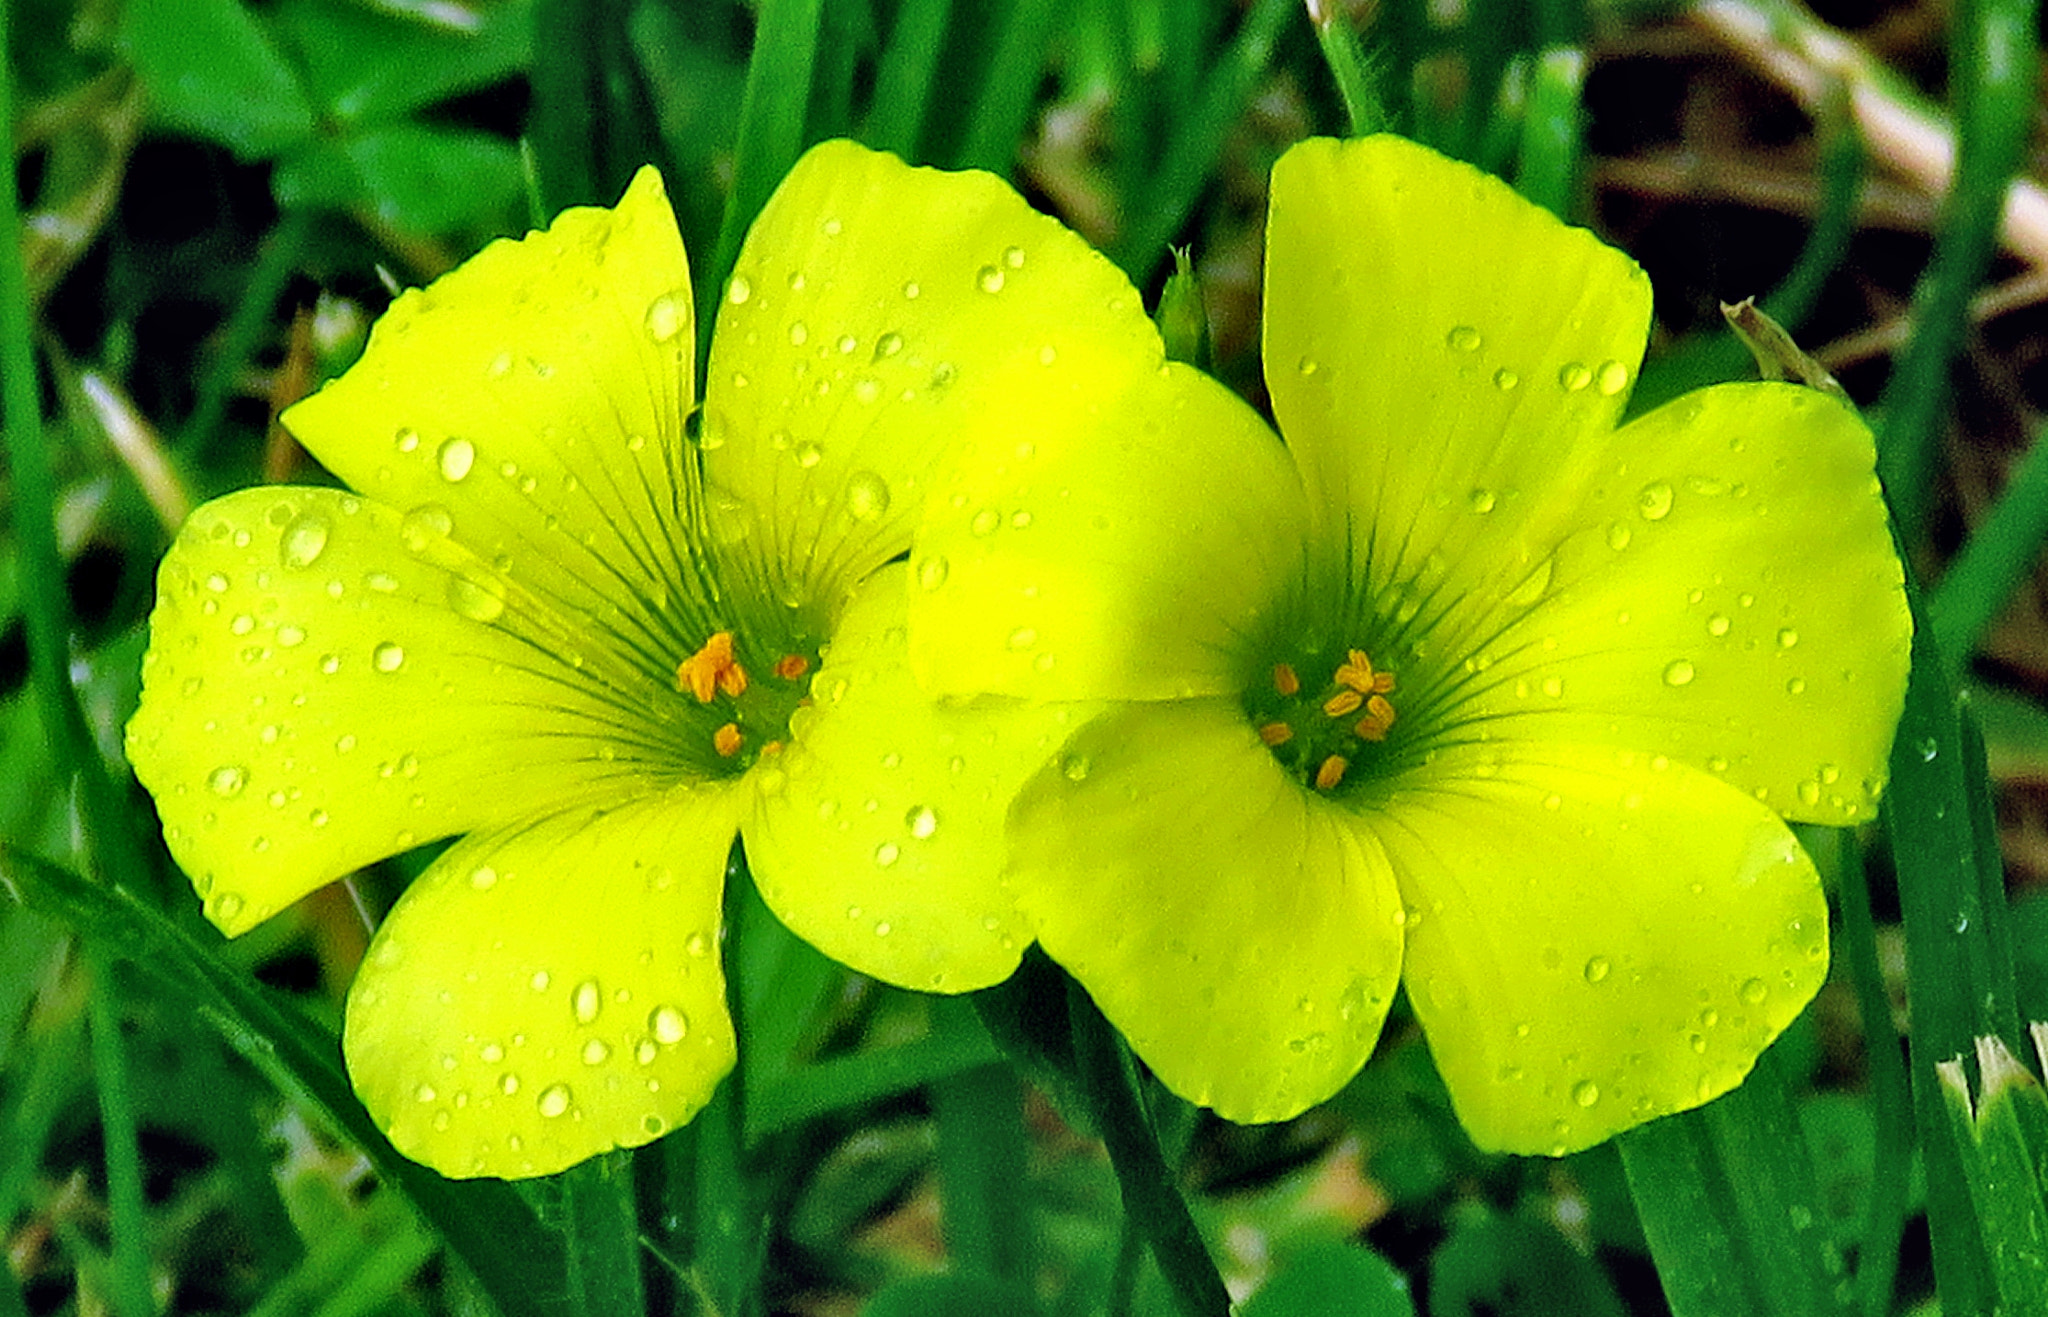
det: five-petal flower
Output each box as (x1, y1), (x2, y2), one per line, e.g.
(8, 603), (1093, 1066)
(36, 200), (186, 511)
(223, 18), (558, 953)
(125, 140), (1145, 1178)
(793, 134), (1913, 1155)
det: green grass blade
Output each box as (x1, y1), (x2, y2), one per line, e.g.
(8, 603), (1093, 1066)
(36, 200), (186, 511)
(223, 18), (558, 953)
(1930, 420), (2048, 677)
(1110, 0), (1294, 285)
(956, 0), (1067, 173)
(1067, 977), (1227, 1317)
(934, 1064), (1031, 1283)
(1874, 0), (2039, 540)
(1618, 1113), (1775, 1317)
(179, 208), (314, 461)
(1824, 823), (1915, 1317)
(1514, 45), (1586, 219)
(87, 963), (153, 1317)
(709, 0), (825, 315)
(866, 0), (954, 157)
(1884, 568), (2010, 1314)
(552, 1154), (644, 1317)
(2, 849), (578, 1317)
(747, 1001), (1005, 1139)
(1309, 0), (1387, 137)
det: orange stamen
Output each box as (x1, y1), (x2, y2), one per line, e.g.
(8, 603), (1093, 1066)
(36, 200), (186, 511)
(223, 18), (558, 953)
(713, 722), (743, 757)
(1273, 663), (1300, 696)
(1335, 649), (1396, 695)
(1356, 694), (1397, 742)
(718, 663), (749, 698)
(1314, 755), (1349, 790)
(1258, 721), (1294, 747)
(773, 654), (810, 680)
(1322, 689), (1363, 718)
(677, 631), (740, 703)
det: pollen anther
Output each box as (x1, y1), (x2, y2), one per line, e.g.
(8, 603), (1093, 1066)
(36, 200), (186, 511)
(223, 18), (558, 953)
(713, 723), (742, 757)
(1273, 663), (1301, 696)
(1356, 694), (1397, 742)
(678, 631), (746, 703)
(1315, 755), (1349, 790)
(1258, 721), (1294, 747)
(1334, 649), (1396, 695)
(1322, 689), (1363, 718)
(773, 654), (810, 680)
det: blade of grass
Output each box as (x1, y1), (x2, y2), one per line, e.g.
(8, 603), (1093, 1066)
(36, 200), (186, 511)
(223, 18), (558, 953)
(1874, 0), (2038, 541)
(1514, 45), (1586, 218)
(1308, 0), (1387, 138)
(179, 208), (314, 460)
(1111, 0), (1294, 285)
(1885, 567), (2010, 1315)
(708, 0), (824, 321)
(865, 0), (953, 157)
(1618, 1113), (1776, 1317)
(1, 848), (578, 1317)
(1822, 822), (1915, 1317)
(747, 1001), (1005, 1140)
(554, 1154), (644, 1317)
(955, 0), (1066, 173)
(86, 962), (152, 1317)
(934, 1063), (1030, 1284)
(1929, 419), (2048, 678)
(1067, 977), (1227, 1317)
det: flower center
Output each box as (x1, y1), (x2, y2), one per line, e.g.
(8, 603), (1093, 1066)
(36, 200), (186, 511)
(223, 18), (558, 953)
(674, 630), (816, 772)
(1244, 647), (1399, 793)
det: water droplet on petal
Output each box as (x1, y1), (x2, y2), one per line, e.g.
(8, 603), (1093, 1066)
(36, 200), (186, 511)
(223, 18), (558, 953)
(917, 556), (949, 590)
(1638, 482), (1674, 520)
(645, 293), (686, 342)
(394, 427), (420, 454)
(906, 805), (938, 839)
(536, 1084), (572, 1118)
(976, 265), (1005, 293)
(795, 442), (822, 469)
(1445, 325), (1481, 352)
(1777, 628), (1799, 649)
(1584, 956), (1611, 984)
(1596, 359), (1630, 395)
(650, 1005), (689, 1044)
(1468, 487), (1497, 514)
(1003, 246), (1026, 269)
(1707, 614), (1731, 637)
(373, 642), (406, 673)
(448, 572), (507, 623)
(874, 841), (900, 867)
(874, 331), (904, 359)
(1740, 978), (1769, 1005)
(279, 513), (331, 568)
(1007, 627), (1038, 650)
(1573, 1080), (1601, 1107)
(1663, 659), (1696, 687)
(581, 1039), (611, 1065)
(1493, 367), (1519, 390)
(437, 437), (475, 482)
(846, 470), (890, 522)
(1559, 362), (1592, 392)
(469, 865), (498, 890)
(399, 503), (453, 553)
(1607, 523), (1633, 550)
(208, 765), (248, 797)
(726, 275), (752, 306)
(787, 319), (809, 346)
(572, 979), (602, 1024)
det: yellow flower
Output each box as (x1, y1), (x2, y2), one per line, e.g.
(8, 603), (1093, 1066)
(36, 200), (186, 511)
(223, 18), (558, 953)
(787, 135), (1914, 1155)
(124, 141), (1150, 1178)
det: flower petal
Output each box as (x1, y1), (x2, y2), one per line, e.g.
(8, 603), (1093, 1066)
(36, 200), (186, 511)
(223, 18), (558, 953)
(1263, 135), (1651, 596)
(1008, 699), (1405, 1121)
(703, 138), (1162, 605)
(344, 785), (741, 1179)
(908, 362), (1308, 701)
(125, 487), (691, 935)
(1366, 742), (1828, 1156)
(746, 565), (1084, 992)
(1452, 383), (1910, 826)
(283, 166), (719, 675)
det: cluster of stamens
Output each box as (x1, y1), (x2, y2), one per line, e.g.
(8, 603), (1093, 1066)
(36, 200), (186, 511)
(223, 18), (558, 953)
(675, 631), (812, 762)
(1250, 648), (1398, 792)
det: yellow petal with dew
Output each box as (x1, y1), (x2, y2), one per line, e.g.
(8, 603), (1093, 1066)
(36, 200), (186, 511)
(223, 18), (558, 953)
(702, 138), (1162, 608)
(746, 564), (1089, 992)
(1264, 135), (1652, 617)
(909, 362), (1308, 701)
(125, 487), (698, 936)
(1448, 382), (1910, 826)
(283, 166), (723, 667)
(344, 784), (741, 1179)
(1364, 741), (1828, 1156)
(1008, 699), (1404, 1121)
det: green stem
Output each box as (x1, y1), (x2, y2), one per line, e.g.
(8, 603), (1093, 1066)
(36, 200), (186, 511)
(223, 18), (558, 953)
(1617, 1115), (1773, 1317)
(1929, 419), (2048, 677)
(1067, 980), (1227, 1317)
(709, 0), (824, 315)
(1874, 0), (2039, 540)
(933, 1064), (1030, 1283)
(1827, 827), (1914, 1317)
(558, 1153), (644, 1317)
(88, 960), (153, 1317)
(1308, 0), (1385, 137)
(1515, 45), (1586, 218)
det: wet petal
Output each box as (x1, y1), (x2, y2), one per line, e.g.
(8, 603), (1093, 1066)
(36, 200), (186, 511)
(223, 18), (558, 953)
(1450, 383), (1910, 826)
(125, 487), (695, 935)
(909, 362), (1308, 701)
(1367, 742), (1827, 1155)
(284, 166), (722, 673)
(344, 784), (741, 1179)
(703, 138), (1161, 606)
(1009, 699), (1404, 1121)
(1264, 135), (1651, 608)
(746, 565), (1086, 992)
